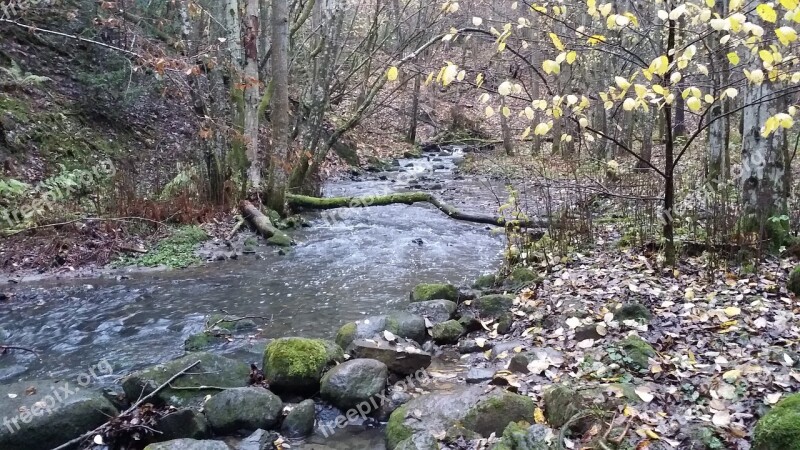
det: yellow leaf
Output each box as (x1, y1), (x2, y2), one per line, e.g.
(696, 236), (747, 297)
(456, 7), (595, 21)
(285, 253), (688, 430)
(653, 84), (665, 95)
(502, 106), (511, 118)
(727, 52), (740, 65)
(704, 94), (715, 104)
(587, 34), (606, 45)
(520, 126), (531, 139)
(723, 369), (741, 382)
(524, 107), (535, 120)
(534, 407), (546, 424)
(724, 306), (741, 316)
(566, 51), (577, 64)
(781, 0), (799, 9)
(757, 3), (777, 23)
(543, 60), (561, 74)
(623, 98), (636, 111)
(549, 33), (565, 51)
(687, 97), (702, 112)
(759, 49), (774, 65)
(386, 66), (399, 81)
(456, 70), (466, 82)
(476, 73), (484, 87)
(776, 26), (798, 46)
(498, 81), (513, 96)
(485, 106), (495, 118)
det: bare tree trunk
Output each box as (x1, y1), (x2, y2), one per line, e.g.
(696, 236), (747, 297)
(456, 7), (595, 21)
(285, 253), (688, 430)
(243, 0), (261, 188)
(707, 0), (729, 188)
(635, 110), (655, 170)
(741, 78), (788, 243)
(500, 97), (514, 156)
(267, 0), (290, 211)
(407, 72), (420, 143)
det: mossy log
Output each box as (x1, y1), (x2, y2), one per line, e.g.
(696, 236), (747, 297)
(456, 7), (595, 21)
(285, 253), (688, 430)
(239, 200), (281, 238)
(286, 192), (548, 228)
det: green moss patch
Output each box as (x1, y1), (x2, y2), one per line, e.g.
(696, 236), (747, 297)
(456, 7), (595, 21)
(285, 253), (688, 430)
(754, 393), (800, 450)
(410, 283), (459, 302)
(789, 266), (800, 296)
(114, 225), (208, 269)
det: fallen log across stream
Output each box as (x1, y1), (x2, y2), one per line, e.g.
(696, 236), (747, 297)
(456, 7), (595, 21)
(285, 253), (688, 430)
(286, 192), (549, 228)
(239, 200), (291, 241)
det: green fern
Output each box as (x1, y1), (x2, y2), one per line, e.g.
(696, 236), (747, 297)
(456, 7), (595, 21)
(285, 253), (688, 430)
(0, 60), (51, 87)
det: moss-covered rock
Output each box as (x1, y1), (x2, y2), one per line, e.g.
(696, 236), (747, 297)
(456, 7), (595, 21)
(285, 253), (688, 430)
(410, 283), (459, 302)
(122, 353), (250, 407)
(430, 320), (464, 344)
(473, 273), (499, 289)
(395, 433), (440, 450)
(183, 333), (224, 352)
(263, 337), (344, 393)
(266, 232), (292, 247)
(386, 403), (413, 449)
(617, 336), (656, 371)
(754, 393), (800, 450)
(612, 303), (652, 323)
(335, 321), (358, 349)
(543, 383), (639, 429)
(463, 392), (536, 438)
(491, 422), (552, 450)
(504, 267), (541, 289)
(789, 266), (800, 296)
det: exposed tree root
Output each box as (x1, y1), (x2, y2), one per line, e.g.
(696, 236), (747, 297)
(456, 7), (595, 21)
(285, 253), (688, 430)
(286, 192), (548, 228)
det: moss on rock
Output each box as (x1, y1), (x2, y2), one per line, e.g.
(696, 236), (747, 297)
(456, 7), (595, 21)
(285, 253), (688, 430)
(472, 294), (514, 318)
(263, 337), (343, 392)
(618, 336), (656, 371)
(754, 393), (800, 450)
(386, 403), (413, 450)
(410, 283), (458, 302)
(430, 320), (465, 344)
(613, 303), (652, 323)
(335, 322), (358, 349)
(473, 273), (499, 289)
(462, 392), (536, 438)
(789, 266), (800, 296)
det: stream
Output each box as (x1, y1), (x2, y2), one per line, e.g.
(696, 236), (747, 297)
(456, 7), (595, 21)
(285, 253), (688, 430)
(0, 147), (508, 448)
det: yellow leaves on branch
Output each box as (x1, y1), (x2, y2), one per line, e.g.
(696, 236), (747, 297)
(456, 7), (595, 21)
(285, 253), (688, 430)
(756, 3), (777, 23)
(386, 66), (398, 81)
(549, 33), (565, 51)
(762, 113), (794, 137)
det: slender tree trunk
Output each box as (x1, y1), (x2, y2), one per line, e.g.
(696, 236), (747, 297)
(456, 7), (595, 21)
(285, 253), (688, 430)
(407, 72), (420, 143)
(243, 0), (261, 188)
(707, 0), (729, 188)
(662, 17), (677, 265)
(267, 0), (290, 211)
(500, 97), (514, 156)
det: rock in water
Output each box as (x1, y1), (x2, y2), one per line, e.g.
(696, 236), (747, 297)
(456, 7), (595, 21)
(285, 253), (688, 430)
(491, 422), (553, 450)
(203, 387), (282, 434)
(0, 380), (119, 450)
(349, 339), (431, 375)
(122, 352), (250, 407)
(406, 300), (457, 325)
(321, 359), (388, 410)
(385, 385), (535, 450)
(281, 399), (316, 438)
(263, 337), (344, 393)
(409, 283), (459, 302)
(144, 439), (230, 450)
(335, 315), (388, 350)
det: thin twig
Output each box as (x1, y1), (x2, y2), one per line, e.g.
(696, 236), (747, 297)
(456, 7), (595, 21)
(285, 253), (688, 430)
(0, 344), (38, 356)
(0, 18), (142, 58)
(167, 384), (233, 391)
(51, 360), (201, 450)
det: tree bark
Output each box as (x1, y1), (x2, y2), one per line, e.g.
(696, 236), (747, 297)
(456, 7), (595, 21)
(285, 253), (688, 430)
(243, 0), (261, 188)
(266, 0), (291, 211)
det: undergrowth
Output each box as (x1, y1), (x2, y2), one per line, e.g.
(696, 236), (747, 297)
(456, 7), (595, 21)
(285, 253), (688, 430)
(113, 225), (208, 269)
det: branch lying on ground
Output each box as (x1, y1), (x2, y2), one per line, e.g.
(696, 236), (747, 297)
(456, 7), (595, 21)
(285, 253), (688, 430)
(286, 192), (549, 228)
(0, 344), (38, 356)
(51, 360), (201, 450)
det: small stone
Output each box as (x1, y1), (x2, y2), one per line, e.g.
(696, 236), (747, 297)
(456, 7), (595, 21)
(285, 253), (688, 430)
(430, 320), (465, 344)
(508, 354), (530, 374)
(466, 367), (496, 383)
(281, 399), (316, 438)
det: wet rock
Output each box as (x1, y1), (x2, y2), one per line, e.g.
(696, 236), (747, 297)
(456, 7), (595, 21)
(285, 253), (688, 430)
(266, 233), (292, 247)
(386, 386), (535, 450)
(281, 399), (316, 438)
(491, 422), (553, 450)
(321, 358), (388, 410)
(144, 439), (230, 450)
(458, 339), (492, 354)
(503, 267), (541, 289)
(156, 408), (210, 441)
(203, 387), (282, 434)
(0, 380), (119, 450)
(466, 367), (496, 383)
(470, 294), (514, 319)
(349, 339), (431, 375)
(490, 341), (526, 359)
(237, 429), (279, 450)
(395, 432), (440, 450)
(430, 320), (464, 344)
(754, 392), (800, 450)
(386, 312), (428, 344)
(123, 352), (250, 407)
(612, 303), (652, 323)
(263, 337), (344, 393)
(375, 388), (413, 421)
(409, 283), (459, 302)
(335, 315), (388, 350)
(406, 300), (456, 325)
(472, 273), (499, 289)
(184, 332), (226, 352)
(508, 354), (530, 374)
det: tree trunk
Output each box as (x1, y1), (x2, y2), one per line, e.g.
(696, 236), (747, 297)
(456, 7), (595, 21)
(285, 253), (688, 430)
(407, 72), (420, 143)
(500, 97), (514, 156)
(707, 0), (729, 188)
(243, 0), (261, 188)
(266, 0), (290, 211)
(741, 78), (788, 244)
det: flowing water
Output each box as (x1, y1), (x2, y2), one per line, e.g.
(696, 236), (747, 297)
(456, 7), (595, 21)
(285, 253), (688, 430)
(0, 148), (507, 448)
